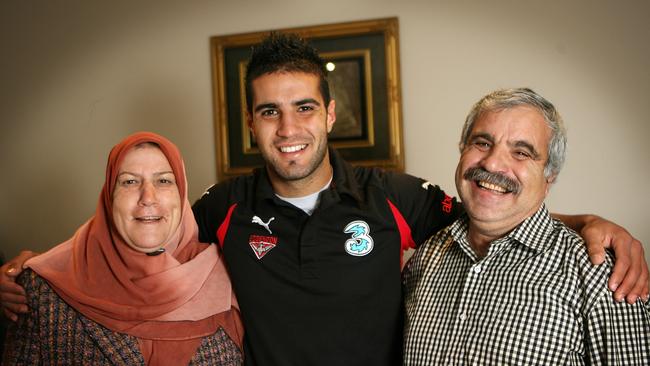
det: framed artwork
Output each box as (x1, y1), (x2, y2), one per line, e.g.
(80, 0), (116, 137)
(210, 17), (404, 179)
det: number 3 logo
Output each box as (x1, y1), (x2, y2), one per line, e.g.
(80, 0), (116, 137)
(344, 220), (374, 256)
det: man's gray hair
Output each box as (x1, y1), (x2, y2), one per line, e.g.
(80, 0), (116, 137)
(459, 88), (567, 179)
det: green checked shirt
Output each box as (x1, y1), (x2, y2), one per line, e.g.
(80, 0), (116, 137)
(403, 205), (650, 365)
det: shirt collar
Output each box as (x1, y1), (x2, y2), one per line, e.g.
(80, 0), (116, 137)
(327, 147), (363, 203)
(508, 204), (556, 252)
(448, 204), (556, 256)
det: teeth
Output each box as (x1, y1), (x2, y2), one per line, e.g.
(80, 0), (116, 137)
(137, 216), (161, 221)
(477, 181), (507, 193)
(280, 144), (306, 153)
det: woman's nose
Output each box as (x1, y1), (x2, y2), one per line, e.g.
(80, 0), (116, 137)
(139, 182), (157, 206)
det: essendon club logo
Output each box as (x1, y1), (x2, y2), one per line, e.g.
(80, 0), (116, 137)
(249, 235), (278, 260)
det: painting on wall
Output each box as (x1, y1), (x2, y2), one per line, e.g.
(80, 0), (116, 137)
(210, 17), (404, 180)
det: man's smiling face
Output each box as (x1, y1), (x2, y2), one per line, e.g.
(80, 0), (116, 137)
(455, 105), (554, 230)
(248, 71), (335, 187)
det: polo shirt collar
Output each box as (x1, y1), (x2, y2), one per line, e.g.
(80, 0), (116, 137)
(253, 166), (276, 202)
(328, 148), (363, 203)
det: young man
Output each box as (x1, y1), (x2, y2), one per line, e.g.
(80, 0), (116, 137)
(403, 88), (650, 364)
(2, 34), (648, 365)
(192, 33), (462, 365)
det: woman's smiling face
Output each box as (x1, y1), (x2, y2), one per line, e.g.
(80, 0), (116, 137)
(111, 144), (181, 253)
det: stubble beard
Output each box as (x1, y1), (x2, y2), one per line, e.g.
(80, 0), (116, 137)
(267, 139), (329, 182)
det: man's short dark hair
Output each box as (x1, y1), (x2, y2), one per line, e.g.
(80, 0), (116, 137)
(245, 32), (331, 112)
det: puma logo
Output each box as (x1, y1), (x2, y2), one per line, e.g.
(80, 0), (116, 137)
(252, 216), (275, 234)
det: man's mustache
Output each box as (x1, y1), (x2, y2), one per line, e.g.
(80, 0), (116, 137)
(463, 167), (521, 194)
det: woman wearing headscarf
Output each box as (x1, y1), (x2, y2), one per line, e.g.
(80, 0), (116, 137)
(2, 132), (243, 365)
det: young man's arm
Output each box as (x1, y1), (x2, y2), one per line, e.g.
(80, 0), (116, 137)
(554, 213), (649, 304)
(2, 270), (44, 365)
(0, 251), (38, 321)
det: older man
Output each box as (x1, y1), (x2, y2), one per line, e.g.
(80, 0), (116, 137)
(403, 88), (650, 365)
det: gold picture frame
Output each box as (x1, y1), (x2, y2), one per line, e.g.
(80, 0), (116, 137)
(210, 17), (404, 180)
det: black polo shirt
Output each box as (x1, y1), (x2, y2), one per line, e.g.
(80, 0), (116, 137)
(192, 149), (461, 366)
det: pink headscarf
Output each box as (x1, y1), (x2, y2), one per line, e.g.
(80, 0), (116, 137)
(27, 132), (243, 365)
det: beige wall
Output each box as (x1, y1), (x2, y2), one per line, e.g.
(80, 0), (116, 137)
(1, 0), (648, 267)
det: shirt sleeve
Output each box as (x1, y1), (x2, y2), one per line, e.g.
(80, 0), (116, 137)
(380, 171), (463, 247)
(191, 181), (233, 244)
(583, 288), (650, 364)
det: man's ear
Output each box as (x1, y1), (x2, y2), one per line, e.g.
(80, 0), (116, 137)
(546, 174), (557, 184)
(246, 111), (254, 133)
(544, 174), (557, 195)
(326, 100), (336, 133)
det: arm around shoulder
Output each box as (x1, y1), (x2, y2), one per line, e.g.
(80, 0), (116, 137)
(1, 250), (39, 321)
(551, 213), (649, 304)
(2, 269), (42, 365)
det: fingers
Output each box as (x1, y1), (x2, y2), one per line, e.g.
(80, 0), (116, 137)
(1, 266), (28, 322)
(1, 292), (28, 321)
(610, 239), (649, 304)
(0, 250), (38, 322)
(581, 224), (607, 265)
(0, 264), (24, 293)
(1, 250), (38, 281)
(0, 276), (26, 297)
(606, 233), (633, 298)
(630, 261), (649, 304)
(608, 247), (632, 298)
(3, 308), (19, 322)
(622, 242), (649, 304)
(15, 250), (39, 270)
(0, 286), (26, 322)
(587, 246), (606, 265)
(611, 253), (637, 303)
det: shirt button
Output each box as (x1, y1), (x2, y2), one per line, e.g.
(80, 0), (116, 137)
(459, 312), (467, 321)
(473, 264), (482, 274)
